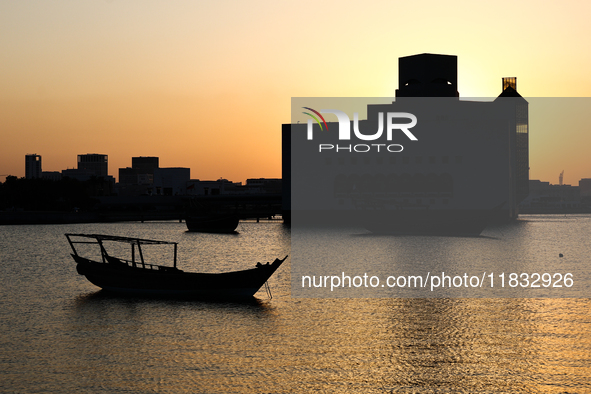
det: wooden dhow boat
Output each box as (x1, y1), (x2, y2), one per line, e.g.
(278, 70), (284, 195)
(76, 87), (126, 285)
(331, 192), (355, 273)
(66, 233), (287, 298)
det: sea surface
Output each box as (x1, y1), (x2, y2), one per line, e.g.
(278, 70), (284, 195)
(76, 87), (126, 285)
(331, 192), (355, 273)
(1, 216), (590, 393)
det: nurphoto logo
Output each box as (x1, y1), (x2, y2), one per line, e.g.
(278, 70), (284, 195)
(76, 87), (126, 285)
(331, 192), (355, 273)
(302, 107), (418, 153)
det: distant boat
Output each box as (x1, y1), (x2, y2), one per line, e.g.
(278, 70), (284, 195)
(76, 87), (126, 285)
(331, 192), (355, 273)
(66, 233), (287, 298)
(353, 199), (506, 236)
(185, 198), (240, 233)
(360, 207), (494, 236)
(185, 214), (240, 233)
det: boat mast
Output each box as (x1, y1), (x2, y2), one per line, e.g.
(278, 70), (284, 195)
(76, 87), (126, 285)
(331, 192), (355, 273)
(66, 234), (78, 256)
(136, 240), (145, 269)
(131, 244), (135, 267)
(97, 240), (107, 263)
(174, 244), (177, 269)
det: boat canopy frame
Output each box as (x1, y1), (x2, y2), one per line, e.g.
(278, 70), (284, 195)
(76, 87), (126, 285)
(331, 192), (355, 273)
(65, 233), (179, 270)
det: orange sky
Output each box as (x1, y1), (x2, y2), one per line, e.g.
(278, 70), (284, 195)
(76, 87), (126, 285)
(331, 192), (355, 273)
(1, 0), (591, 185)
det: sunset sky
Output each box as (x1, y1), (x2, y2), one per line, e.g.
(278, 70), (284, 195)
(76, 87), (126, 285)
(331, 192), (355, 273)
(1, 0), (590, 185)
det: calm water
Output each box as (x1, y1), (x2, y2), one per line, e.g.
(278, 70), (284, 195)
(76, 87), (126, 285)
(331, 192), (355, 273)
(1, 217), (590, 393)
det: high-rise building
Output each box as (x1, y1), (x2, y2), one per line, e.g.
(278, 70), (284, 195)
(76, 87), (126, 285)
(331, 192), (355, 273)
(25, 154), (42, 179)
(78, 154), (108, 177)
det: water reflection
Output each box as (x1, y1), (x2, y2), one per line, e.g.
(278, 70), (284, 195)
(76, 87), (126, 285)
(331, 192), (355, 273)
(381, 299), (533, 391)
(2, 220), (591, 393)
(73, 290), (276, 316)
(62, 290), (282, 393)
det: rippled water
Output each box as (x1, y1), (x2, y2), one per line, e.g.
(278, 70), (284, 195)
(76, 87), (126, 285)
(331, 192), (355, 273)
(1, 218), (590, 393)
(292, 214), (591, 298)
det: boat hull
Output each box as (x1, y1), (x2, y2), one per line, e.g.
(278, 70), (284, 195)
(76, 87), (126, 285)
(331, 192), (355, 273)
(74, 255), (286, 298)
(361, 208), (494, 236)
(185, 215), (239, 233)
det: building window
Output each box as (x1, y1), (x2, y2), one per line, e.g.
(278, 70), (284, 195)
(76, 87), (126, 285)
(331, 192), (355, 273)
(429, 156), (436, 164)
(442, 156), (449, 164)
(415, 157), (422, 164)
(389, 157), (396, 164)
(402, 157), (410, 164)
(455, 156), (463, 164)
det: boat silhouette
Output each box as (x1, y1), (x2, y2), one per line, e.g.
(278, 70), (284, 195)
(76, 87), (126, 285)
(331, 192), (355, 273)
(66, 233), (286, 298)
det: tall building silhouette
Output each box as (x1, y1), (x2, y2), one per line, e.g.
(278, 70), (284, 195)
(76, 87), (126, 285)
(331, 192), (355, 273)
(367, 54), (529, 221)
(284, 53), (530, 231)
(25, 154), (42, 179)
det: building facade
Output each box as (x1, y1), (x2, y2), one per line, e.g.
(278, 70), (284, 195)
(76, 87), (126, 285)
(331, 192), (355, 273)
(41, 171), (62, 181)
(118, 157), (160, 196)
(77, 154), (108, 177)
(25, 154), (42, 179)
(284, 53), (529, 226)
(153, 167), (190, 196)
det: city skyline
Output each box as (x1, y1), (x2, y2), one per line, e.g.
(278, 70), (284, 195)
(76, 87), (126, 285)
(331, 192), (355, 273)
(2, 1), (591, 185)
(15, 149), (591, 188)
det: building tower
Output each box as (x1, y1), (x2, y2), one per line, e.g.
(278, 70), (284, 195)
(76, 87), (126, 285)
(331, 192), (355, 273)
(497, 77), (529, 207)
(395, 53), (459, 98)
(25, 154), (42, 179)
(77, 154), (108, 177)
